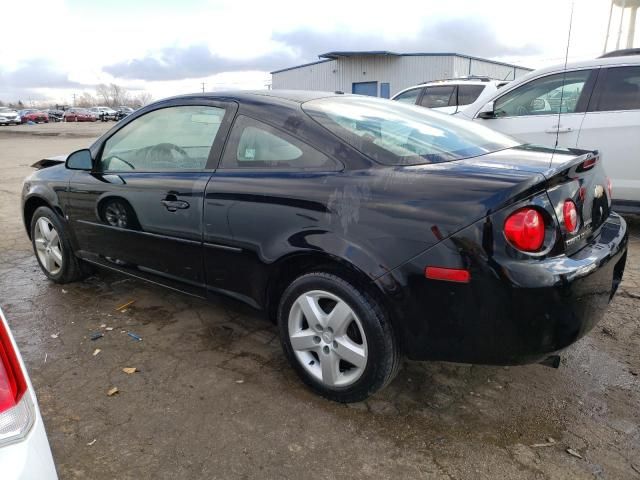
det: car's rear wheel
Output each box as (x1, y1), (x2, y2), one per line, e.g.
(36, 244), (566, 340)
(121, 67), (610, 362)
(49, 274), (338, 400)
(31, 206), (89, 283)
(278, 272), (400, 402)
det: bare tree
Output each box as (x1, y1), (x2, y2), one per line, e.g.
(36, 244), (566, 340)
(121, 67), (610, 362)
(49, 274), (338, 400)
(77, 92), (97, 108)
(109, 84), (129, 107)
(95, 84), (111, 105)
(132, 92), (153, 107)
(95, 83), (136, 107)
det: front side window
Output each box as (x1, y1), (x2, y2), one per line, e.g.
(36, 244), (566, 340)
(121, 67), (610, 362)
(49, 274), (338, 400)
(100, 105), (225, 171)
(458, 85), (486, 106)
(419, 86), (455, 108)
(393, 88), (422, 104)
(221, 115), (336, 169)
(494, 70), (592, 117)
(303, 96), (518, 166)
(592, 66), (640, 111)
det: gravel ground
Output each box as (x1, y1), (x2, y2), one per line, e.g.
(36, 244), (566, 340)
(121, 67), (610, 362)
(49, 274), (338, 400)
(0, 123), (638, 479)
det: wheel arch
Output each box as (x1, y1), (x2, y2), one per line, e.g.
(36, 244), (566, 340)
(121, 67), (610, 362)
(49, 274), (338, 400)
(23, 195), (64, 239)
(264, 251), (395, 331)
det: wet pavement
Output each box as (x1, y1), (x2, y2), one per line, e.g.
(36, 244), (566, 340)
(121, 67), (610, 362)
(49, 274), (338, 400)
(0, 123), (639, 479)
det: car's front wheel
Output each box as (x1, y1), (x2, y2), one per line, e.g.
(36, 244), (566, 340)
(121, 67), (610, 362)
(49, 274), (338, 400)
(278, 272), (400, 402)
(31, 206), (89, 283)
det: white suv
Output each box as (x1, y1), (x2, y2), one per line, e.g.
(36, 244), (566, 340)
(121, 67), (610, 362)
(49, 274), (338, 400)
(392, 77), (510, 114)
(460, 49), (640, 213)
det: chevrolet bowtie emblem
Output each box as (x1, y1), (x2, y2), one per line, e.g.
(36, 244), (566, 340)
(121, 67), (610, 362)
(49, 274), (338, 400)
(594, 185), (604, 198)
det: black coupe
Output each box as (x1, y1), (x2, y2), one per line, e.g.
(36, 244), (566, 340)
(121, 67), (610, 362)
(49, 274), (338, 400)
(21, 91), (628, 402)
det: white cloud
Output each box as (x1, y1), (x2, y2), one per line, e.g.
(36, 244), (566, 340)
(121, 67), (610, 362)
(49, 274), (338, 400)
(0, 0), (628, 103)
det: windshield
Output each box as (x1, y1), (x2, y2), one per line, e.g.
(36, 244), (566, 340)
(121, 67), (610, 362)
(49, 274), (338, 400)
(303, 96), (519, 166)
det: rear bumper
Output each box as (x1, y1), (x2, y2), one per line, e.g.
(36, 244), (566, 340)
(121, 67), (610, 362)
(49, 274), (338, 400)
(378, 213), (628, 364)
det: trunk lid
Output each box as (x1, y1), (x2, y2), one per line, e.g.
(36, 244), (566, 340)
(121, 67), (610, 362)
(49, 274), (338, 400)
(462, 144), (611, 253)
(543, 148), (611, 254)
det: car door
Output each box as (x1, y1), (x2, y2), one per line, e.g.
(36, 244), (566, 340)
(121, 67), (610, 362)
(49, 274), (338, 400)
(67, 100), (237, 296)
(474, 69), (597, 148)
(202, 114), (341, 306)
(577, 65), (640, 205)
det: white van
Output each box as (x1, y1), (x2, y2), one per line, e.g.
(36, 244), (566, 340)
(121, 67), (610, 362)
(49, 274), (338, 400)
(459, 49), (640, 213)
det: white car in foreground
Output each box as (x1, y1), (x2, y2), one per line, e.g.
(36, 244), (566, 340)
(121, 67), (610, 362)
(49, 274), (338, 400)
(459, 49), (640, 213)
(0, 308), (57, 479)
(391, 77), (510, 114)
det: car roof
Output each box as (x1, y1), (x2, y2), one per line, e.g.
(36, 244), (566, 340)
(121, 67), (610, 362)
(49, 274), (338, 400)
(521, 53), (640, 78)
(164, 89), (346, 105)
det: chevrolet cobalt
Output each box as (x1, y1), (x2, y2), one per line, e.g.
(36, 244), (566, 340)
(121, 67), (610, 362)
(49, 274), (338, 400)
(21, 91), (628, 402)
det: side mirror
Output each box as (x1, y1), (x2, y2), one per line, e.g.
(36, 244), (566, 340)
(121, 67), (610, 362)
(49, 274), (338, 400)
(477, 101), (496, 119)
(65, 148), (93, 170)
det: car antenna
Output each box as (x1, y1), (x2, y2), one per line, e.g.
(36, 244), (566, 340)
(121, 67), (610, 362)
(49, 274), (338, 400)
(553, 0), (575, 154)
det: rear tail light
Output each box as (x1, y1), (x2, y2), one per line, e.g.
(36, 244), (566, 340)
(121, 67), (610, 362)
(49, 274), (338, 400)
(563, 200), (579, 234)
(0, 310), (33, 446)
(504, 208), (545, 252)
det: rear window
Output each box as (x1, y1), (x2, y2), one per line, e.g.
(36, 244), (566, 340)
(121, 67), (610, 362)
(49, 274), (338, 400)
(303, 96), (518, 166)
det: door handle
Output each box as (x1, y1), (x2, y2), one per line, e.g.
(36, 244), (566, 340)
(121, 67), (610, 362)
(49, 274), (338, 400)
(161, 195), (189, 212)
(545, 125), (573, 134)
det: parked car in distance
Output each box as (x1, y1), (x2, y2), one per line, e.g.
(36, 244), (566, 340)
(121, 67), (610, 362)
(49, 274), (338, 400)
(47, 110), (64, 123)
(19, 110), (49, 124)
(89, 106), (118, 122)
(63, 108), (96, 122)
(392, 77), (510, 114)
(0, 107), (21, 125)
(21, 91), (627, 402)
(115, 106), (134, 121)
(0, 307), (58, 479)
(459, 49), (640, 214)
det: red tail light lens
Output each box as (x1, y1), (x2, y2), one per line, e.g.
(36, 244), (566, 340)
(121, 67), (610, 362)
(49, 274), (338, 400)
(504, 208), (545, 252)
(563, 200), (579, 234)
(0, 317), (27, 413)
(425, 266), (471, 283)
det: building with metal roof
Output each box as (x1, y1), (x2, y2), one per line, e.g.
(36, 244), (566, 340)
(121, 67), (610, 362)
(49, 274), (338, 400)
(271, 51), (532, 97)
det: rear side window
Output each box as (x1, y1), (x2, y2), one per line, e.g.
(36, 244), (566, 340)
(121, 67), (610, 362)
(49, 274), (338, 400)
(221, 115), (337, 170)
(591, 66), (640, 112)
(457, 85), (486, 105)
(419, 86), (455, 108)
(393, 88), (422, 104)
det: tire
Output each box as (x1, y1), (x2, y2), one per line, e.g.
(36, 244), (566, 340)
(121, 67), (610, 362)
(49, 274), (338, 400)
(278, 272), (400, 402)
(30, 206), (89, 283)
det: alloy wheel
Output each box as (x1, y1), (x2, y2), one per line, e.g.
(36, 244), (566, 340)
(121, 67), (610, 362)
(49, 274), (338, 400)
(288, 290), (368, 388)
(34, 217), (63, 275)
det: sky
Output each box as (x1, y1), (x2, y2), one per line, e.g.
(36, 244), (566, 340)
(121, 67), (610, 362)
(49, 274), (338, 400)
(0, 0), (631, 105)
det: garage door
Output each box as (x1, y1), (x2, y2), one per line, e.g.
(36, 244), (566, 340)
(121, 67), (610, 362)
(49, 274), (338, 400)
(352, 82), (378, 96)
